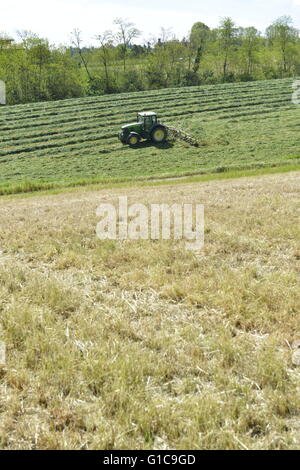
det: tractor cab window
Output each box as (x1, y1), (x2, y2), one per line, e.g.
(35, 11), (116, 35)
(137, 114), (143, 123)
(144, 115), (157, 131)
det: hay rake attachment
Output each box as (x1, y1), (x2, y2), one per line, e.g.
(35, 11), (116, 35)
(165, 125), (200, 147)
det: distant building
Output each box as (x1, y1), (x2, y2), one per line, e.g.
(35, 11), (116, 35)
(0, 38), (14, 49)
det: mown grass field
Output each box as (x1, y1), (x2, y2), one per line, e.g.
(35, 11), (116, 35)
(0, 77), (299, 450)
(0, 78), (300, 195)
(0, 171), (299, 449)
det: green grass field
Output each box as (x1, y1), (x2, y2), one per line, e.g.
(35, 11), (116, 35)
(0, 78), (299, 195)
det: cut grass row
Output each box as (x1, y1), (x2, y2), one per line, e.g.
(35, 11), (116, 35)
(0, 84), (292, 126)
(0, 98), (293, 146)
(0, 96), (294, 155)
(1, 77), (293, 117)
(1, 104), (298, 164)
(0, 86), (293, 132)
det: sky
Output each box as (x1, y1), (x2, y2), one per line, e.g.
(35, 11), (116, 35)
(1, 0), (300, 46)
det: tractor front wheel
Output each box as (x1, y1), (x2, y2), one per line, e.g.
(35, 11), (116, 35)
(127, 133), (140, 147)
(151, 125), (167, 144)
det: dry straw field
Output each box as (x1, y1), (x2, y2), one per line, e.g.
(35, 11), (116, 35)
(0, 170), (299, 449)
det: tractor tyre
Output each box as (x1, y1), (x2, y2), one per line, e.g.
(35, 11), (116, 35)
(151, 125), (168, 144)
(127, 133), (140, 147)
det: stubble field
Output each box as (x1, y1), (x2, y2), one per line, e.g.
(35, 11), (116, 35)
(0, 171), (299, 449)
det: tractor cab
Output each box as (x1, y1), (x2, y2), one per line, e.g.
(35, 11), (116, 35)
(137, 112), (158, 131)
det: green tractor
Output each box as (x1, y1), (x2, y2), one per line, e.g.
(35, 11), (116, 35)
(119, 111), (168, 147)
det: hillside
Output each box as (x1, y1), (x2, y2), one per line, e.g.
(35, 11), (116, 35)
(0, 171), (299, 449)
(0, 78), (299, 194)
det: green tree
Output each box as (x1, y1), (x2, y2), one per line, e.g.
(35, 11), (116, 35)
(266, 16), (298, 75)
(113, 18), (140, 72)
(189, 22), (210, 73)
(16, 32), (52, 101)
(47, 49), (87, 100)
(95, 31), (114, 92)
(217, 17), (239, 80)
(28, 39), (51, 99)
(239, 27), (261, 76)
(145, 46), (169, 89)
(71, 29), (93, 81)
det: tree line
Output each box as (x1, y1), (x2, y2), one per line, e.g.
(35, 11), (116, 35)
(0, 16), (299, 105)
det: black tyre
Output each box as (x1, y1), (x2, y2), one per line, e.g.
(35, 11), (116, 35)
(127, 133), (140, 147)
(151, 125), (167, 143)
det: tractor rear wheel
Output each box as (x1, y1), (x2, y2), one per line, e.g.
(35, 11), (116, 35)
(127, 133), (140, 147)
(151, 125), (167, 144)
